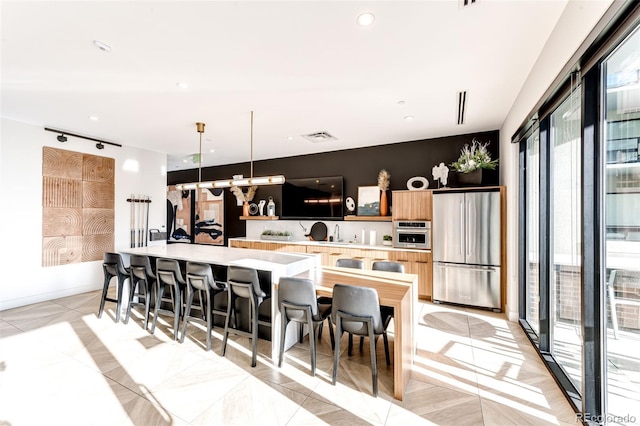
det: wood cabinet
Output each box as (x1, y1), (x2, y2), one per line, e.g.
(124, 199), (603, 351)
(392, 190), (432, 220)
(229, 239), (433, 300)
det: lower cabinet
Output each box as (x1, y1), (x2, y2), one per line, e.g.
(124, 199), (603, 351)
(230, 239), (432, 300)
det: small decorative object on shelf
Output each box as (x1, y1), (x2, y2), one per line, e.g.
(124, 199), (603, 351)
(261, 229), (293, 241)
(450, 139), (498, 186)
(406, 176), (429, 190)
(267, 196), (276, 217)
(231, 185), (258, 205)
(383, 235), (393, 246)
(432, 163), (449, 188)
(378, 169), (390, 216)
(258, 199), (266, 216)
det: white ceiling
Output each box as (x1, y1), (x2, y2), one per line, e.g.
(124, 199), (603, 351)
(1, 1), (568, 172)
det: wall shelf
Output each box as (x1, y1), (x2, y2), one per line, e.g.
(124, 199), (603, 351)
(240, 216), (279, 220)
(344, 215), (392, 222)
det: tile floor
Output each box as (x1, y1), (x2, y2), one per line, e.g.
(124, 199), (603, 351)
(0, 290), (579, 425)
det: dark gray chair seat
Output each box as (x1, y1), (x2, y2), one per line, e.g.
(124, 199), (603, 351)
(151, 258), (186, 340)
(277, 277), (334, 376)
(98, 252), (130, 323)
(125, 254), (156, 329)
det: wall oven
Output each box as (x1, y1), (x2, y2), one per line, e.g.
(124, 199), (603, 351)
(393, 220), (431, 249)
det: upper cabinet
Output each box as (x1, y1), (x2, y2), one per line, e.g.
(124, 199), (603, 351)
(392, 190), (432, 220)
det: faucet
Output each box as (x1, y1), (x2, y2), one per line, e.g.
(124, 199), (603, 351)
(334, 224), (341, 242)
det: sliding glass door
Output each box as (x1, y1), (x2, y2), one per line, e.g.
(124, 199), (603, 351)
(602, 25), (640, 421)
(550, 88), (583, 391)
(525, 131), (541, 335)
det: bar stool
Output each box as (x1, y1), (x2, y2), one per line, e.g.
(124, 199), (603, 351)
(98, 252), (130, 323)
(124, 254), (156, 329)
(331, 283), (391, 397)
(151, 258), (186, 340)
(277, 277), (334, 376)
(180, 261), (227, 351)
(221, 265), (271, 367)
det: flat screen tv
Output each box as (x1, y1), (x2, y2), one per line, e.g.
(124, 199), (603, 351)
(281, 176), (344, 220)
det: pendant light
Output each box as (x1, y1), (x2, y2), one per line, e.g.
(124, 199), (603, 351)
(175, 112), (285, 190)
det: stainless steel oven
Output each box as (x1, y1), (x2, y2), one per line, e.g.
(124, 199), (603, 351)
(393, 220), (431, 249)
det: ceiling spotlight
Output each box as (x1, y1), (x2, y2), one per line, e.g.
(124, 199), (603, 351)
(57, 134), (67, 143)
(356, 12), (375, 26)
(176, 81), (189, 89)
(92, 40), (112, 52)
(88, 115), (99, 121)
(96, 142), (105, 150)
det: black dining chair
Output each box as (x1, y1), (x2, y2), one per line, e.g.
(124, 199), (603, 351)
(180, 261), (227, 351)
(331, 283), (391, 397)
(277, 277), (334, 376)
(221, 265), (271, 367)
(151, 258), (186, 340)
(124, 254), (156, 329)
(98, 252), (130, 323)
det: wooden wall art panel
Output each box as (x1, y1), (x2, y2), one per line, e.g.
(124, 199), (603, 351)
(42, 147), (115, 267)
(42, 177), (83, 208)
(82, 235), (113, 262)
(83, 155), (115, 183)
(83, 182), (114, 209)
(42, 147), (83, 179)
(42, 207), (82, 237)
(42, 236), (83, 267)
(83, 209), (114, 235)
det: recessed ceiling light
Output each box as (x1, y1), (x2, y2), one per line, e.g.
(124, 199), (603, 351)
(88, 115), (99, 121)
(182, 159), (188, 163)
(93, 40), (111, 52)
(176, 82), (189, 89)
(404, 115), (414, 121)
(287, 136), (294, 140)
(356, 12), (375, 26)
(209, 149), (215, 153)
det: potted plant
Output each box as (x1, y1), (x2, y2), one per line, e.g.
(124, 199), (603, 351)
(382, 235), (393, 246)
(260, 229), (293, 241)
(450, 139), (498, 185)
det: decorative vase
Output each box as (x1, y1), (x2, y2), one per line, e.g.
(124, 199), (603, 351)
(242, 201), (249, 217)
(380, 190), (389, 216)
(458, 168), (482, 186)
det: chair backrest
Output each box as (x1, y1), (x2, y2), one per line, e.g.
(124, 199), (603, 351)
(278, 277), (319, 319)
(227, 265), (265, 299)
(372, 261), (405, 273)
(104, 252), (127, 276)
(156, 258), (185, 286)
(331, 284), (384, 335)
(336, 258), (364, 269)
(130, 254), (156, 280)
(186, 261), (216, 291)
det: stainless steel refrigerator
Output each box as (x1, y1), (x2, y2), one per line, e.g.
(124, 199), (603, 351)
(432, 190), (501, 311)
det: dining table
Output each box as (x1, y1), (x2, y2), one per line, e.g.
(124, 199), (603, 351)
(294, 265), (418, 401)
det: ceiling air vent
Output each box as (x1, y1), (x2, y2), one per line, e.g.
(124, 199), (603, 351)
(302, 131), (337, 143)
(457, 91), (467, 125)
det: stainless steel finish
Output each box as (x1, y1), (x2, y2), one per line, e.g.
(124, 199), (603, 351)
(393, 220), (431, 249)
(432, 190), (501, 310)
(433, 262), (501, 310)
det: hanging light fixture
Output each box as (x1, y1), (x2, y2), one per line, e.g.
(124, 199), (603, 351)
(175, 112), (285, 190)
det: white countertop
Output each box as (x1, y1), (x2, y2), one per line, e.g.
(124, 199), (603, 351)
(229, 237), (431, 253)
(119, 243), (319, 279)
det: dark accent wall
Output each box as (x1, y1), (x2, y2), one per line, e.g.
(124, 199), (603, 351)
(168, 130), (499, 242)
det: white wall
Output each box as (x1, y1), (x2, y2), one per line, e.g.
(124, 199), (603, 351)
(499, 0), (614, 321)
(0, 118), (167, 310)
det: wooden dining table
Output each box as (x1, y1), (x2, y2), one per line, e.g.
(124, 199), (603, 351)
(294, 265), (418, 401)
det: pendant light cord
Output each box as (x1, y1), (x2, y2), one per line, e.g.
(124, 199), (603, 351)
(250, 110), (254, 179)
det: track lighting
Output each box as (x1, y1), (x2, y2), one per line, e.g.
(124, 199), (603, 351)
(57, 134), (67, 143)
(44, 127), (121, 148)
(96, 142), (105, 150)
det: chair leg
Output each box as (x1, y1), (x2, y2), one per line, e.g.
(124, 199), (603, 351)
(221, 292), (233, 357)
(332, 316), (342, 386)
(369, 324), (378, 397)
(360, 336), (364, 352)
(251, 298), (259, 368)
(150, 282), (165, 334)
(97, 273), (112, 319)
(278, 308), (288, 368)
(348, 333), (353, 356)
(180, 289), (193, 343)
(172, 284), (181, 341)
(309, 315), (317, 376)
(383, 332), (391, 366)
(143, 281), (151, 331)
(298, 322), (304, 344)
(205, 296), (212, 351)
(328, 319), (335, 350)
(124, 277), (138, 325)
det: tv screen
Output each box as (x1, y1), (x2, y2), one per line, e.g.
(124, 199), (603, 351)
(281, 176), (344, 220)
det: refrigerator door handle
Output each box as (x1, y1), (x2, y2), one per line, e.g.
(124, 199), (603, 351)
(466, 199), (472, 257)
(435, 262), (497, 273)
(459, 201), (465, 256)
